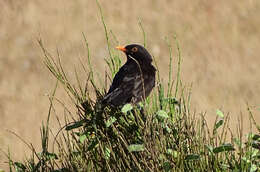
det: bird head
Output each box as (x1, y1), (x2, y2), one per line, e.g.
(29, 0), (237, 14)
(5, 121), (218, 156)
(116, 44), (153, 63)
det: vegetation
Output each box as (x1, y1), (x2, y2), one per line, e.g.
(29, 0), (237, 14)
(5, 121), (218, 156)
(4, 4), (260, 172)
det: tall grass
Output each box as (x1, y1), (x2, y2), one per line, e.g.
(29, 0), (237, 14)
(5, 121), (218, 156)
(4, 3), (260, 172)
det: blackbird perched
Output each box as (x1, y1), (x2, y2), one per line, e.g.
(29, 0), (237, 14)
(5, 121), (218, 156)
(102, 44), (156, 107)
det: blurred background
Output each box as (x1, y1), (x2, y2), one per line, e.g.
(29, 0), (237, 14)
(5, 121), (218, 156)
(0, 0), (259, 169)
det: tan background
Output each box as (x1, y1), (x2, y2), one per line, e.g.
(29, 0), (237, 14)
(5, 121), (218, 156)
(0, 0), (259, 170)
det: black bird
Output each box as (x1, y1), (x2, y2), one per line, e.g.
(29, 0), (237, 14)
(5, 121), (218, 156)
(102, 44), (156, 107)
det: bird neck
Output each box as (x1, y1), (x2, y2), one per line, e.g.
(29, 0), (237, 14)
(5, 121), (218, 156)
(127, 55), (152, 66)
(127, 57), (148, 67)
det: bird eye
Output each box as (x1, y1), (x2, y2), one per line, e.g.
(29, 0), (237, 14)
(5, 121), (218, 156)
(131, 47), (138, 52)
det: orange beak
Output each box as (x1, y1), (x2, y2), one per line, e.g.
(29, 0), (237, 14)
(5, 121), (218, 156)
(116, 46), (127, 53)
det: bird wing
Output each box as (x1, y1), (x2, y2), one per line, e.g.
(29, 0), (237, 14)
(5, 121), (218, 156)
(103, 62), (156, 106)
(103, 63), (139, 106)
(131, 71), (155, 103)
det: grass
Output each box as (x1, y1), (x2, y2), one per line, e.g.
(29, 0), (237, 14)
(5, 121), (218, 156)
(3, 3), (260, 172)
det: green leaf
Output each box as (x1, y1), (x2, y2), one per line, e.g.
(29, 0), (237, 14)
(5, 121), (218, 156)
(159, 153), (166, 161)
(247, 133), (254, 140)
(138, 102), (144, 108)
(233, 138), (242, 148)
(173, 151), (178, 158)
(166, 149), (173, 155)
(128, 144), (144, 152)
(251, 141), (260, 150)
(252, 134), (260, 141)
(14, 162), (26, 170)
(38, 151), (58, 160)
(65, 119), (85, 130)
(185, 154), (200, 161)
(163, 161), (172, 172)
(216, 109), (224, 118)
(156, 110), (169, 120)
(220, 164), (230, 170)
(121, 104), (133, 113)
(104, 147), (111, 160)
(45, 152), (58, 160)
(205, 145), (213, 154)
(213, 143), (235, 153)
(250, 164), (257, 172)
(213, 119), (224, 134)
(162, 123), (172, 133)
(164, 97), (178, 104)
(105, 116), (117, 128)
(79, 134), (87, 143)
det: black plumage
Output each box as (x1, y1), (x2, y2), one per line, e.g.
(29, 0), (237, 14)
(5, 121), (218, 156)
(102, 44), (156, 107)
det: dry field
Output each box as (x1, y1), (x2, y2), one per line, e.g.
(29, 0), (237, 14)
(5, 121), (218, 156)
(0, 0), (259, 169)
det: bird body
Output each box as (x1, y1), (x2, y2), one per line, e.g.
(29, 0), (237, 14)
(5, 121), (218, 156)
(102, 44), (156, 107)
